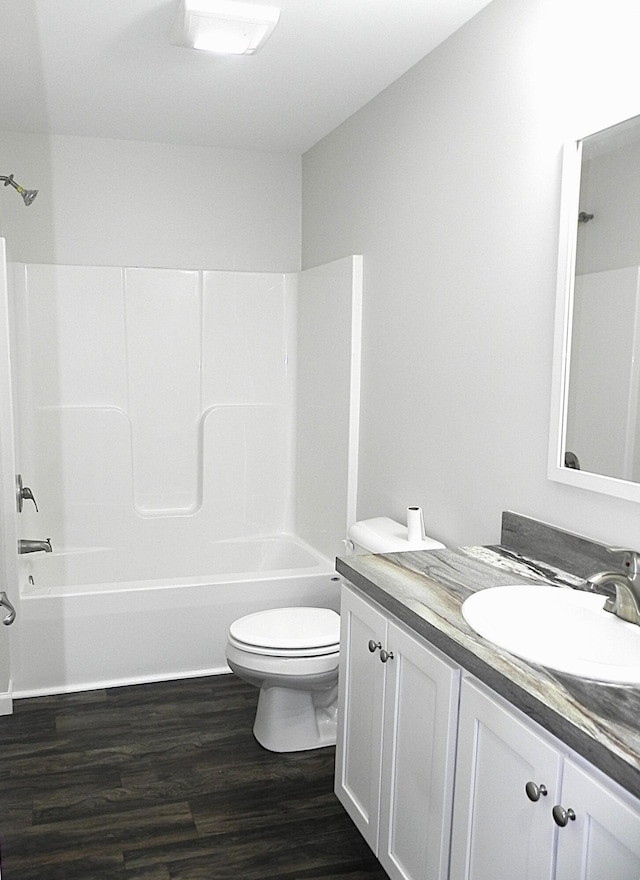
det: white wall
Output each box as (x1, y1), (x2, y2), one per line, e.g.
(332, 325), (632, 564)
(0, 132), (301, 271)
(302, 0), (640, 549)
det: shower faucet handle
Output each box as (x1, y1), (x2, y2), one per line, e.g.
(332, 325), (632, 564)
(16, 474), (39, 513)
(0, 592), (16, 626)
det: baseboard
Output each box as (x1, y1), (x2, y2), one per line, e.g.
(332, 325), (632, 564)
(0, 683), (13, 715)
(12, 665), (232, 700)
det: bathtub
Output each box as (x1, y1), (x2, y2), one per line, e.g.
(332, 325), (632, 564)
(13, 535), (339, 698)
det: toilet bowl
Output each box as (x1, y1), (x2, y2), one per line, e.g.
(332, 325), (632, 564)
(225, 606), (340, 753)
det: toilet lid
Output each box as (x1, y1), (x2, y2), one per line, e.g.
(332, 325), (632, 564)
(229, 607), (340, 651)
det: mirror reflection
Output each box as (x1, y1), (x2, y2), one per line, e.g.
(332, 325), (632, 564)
(562, 113), (640, 486)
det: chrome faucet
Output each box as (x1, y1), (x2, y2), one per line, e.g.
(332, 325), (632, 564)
(587, 548), (640, 625)
(18, 538), (52, 554)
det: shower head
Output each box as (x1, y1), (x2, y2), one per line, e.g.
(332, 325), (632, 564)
(1, 173), (38, 207)
(20, 188), (38, 207)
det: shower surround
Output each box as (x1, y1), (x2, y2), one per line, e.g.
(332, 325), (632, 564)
(7, 256), (362, 696)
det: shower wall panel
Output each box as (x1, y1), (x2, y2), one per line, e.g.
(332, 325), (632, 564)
(202, 271), (290, 406)
(11, 264), (295, 557)
(13, 264), (128, 409)
(124, 268), (201, 514)
(295, 255), (362, 559)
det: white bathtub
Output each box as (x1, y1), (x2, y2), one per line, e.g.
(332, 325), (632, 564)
(13, 536), (339, 698)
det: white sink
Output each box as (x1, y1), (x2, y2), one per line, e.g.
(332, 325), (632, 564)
(461, 583), (640, 683)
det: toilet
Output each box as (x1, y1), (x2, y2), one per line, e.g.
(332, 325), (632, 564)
(226, 511), (444, 753)
(225, 606), (340, 752)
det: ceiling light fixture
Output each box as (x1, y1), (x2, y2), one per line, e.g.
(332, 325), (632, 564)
(170, 0), (280, 56)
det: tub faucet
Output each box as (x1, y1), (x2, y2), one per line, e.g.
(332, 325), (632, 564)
(587, 548), (640, 626)
(18, 538), (52, 554)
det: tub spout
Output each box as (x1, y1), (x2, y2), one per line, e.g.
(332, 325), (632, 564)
(18, 538), (52, 554)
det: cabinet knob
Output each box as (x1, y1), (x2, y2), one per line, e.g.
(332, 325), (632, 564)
(368, 640), (382, 653)
(552, 804), (576, 827)
(380, 649), (394, 663)
(525, 781), (548, 802)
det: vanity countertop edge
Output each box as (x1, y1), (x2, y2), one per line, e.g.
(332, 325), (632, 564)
(336, 544), (640, 803)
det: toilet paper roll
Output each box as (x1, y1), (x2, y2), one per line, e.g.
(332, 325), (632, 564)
(407, 506), (425, 543)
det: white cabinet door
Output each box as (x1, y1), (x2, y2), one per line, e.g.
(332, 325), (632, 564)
(378, 620), (458, 880)
(335, 584), (387, 848)
(554, 758), (640, 880)
(450, 678), (562, 880)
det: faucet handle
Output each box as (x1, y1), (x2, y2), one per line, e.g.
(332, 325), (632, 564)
(15, 474), (39, 513)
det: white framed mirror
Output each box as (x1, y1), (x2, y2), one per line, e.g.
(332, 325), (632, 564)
(548, 109), (640, 502)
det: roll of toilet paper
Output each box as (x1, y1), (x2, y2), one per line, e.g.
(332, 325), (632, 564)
(407, 506), (425, 543)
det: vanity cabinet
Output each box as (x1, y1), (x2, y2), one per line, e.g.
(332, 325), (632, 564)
(335, 584), (460, 880)
(554, 758), (640, 880)
(450, 678), (640, 880)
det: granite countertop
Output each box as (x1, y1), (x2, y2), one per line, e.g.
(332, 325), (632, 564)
(336, 543), (640, 802)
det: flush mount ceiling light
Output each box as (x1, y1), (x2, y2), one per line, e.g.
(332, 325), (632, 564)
(170, 0), (280, 55)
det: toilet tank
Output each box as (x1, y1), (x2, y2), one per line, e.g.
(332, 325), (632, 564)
(345, 516), (445, 555)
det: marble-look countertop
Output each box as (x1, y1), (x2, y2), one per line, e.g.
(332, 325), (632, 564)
(336, 545), (640, 802)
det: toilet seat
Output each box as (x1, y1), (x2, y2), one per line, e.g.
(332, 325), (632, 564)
(227, 635), (339, 657)
(225, 605), (341, 752)
(228, 607), (340, 657)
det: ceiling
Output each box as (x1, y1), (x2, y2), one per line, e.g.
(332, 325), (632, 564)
(0, 0), (493, 154)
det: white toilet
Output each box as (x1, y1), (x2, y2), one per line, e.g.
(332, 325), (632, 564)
(225, 606), (340, 752)
(226, 511), (444, 753)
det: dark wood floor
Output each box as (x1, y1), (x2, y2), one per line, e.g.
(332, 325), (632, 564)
(0, 674), (388, 880)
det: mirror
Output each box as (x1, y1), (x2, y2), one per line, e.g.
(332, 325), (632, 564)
(549, 110), (640, 502)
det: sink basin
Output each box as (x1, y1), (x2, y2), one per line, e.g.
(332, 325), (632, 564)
(461, 583), (640, 683)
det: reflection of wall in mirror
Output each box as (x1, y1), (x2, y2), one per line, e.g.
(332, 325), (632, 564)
(577, 142), (640, 275)
(567, 267), (640, 481)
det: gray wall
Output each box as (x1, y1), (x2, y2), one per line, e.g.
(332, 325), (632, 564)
(0, 132), (301, 271)
(302, 0), (640, 548)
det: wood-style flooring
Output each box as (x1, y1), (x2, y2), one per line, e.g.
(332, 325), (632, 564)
(0, 674), (388, 880)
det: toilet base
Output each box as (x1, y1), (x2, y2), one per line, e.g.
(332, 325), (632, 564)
(253, 683), (338, 753)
